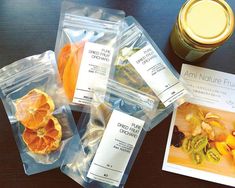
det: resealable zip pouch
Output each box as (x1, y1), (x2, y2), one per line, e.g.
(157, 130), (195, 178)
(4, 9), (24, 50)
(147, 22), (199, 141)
(114, 16), (191, 130)
(61, 79), (157, 187)
(0, 51), (79, 175)
(55, 0), (125, 112)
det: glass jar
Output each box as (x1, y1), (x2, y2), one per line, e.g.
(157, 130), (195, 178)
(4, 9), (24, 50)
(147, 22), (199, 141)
(170, 0), (234, 62)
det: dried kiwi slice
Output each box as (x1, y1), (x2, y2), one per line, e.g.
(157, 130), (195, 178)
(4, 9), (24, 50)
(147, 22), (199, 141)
(203, 143), (211, 154)
(191, 151), (205, 165)
(182, 137), (193, 153)
(206, 148), (221, 163)
(191, 135), (208, 152)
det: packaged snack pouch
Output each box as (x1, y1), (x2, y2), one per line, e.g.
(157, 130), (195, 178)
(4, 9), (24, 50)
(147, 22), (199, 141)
(55, 0), (125, 111)
(61, 79), (158, 187)
(114, 16), (191, 130)
(0, 51), (78, 175)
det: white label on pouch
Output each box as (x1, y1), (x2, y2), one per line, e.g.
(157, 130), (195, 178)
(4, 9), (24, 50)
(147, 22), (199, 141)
(73, 42), (113, 105)
(87, 110), (145, 187)
(128, 44), (187, 107)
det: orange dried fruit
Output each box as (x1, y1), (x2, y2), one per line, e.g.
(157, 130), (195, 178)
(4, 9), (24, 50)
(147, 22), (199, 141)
(215, 133), (227, 142)
(58, 43), (78, 80)
(15, 89), (55, 129)
(231, 150), (235, 163)
(60, 42), (85, 101)
(215, 142), (231, 156)
(22, 116), (62, 154)
(58, 44), (71, 78)
(226, 134), (235, 149)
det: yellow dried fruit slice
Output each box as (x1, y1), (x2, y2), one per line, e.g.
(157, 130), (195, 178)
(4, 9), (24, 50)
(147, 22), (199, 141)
(205, 112), (220, 120)
(226, 134), (235, 149)
(215, 142), (231, 156)
(207, 120), (224, 129)
(231, 150), (235, 162)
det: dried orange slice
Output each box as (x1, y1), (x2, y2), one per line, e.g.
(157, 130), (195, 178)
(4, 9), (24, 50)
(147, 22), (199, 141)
(58, 42), (85, 101)
(15, 89), (55, 129)
(22, 116), (62, 154)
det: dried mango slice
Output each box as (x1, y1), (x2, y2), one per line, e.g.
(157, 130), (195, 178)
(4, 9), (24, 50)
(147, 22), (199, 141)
(58, 42), (85, 101)
(215, 133), (227, 142)
(22, 116), (62, 154)
(15, 89), (55, 129)
(58, 44), (73, 78)
(62, 49), (81, 101)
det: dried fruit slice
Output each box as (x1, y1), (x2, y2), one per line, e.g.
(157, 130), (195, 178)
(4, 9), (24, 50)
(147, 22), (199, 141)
(22, 116), (62, 154)
(191, 151), (205, 164)
(185, 113), (202, 136)
(191, 135), (208, 152)
(15, 89), (55, 129)
(205, 112), (220, 120)
(206, 148), (221, 163)
(182, 137), (193, 153)
(215, 133), (227, 142)
(206, 120), (224, 129)
(203, 143), (211, 154)
(215, 142), (231, 156)
(58, 43), (73, 78)
(226, 134), (235, 149)
(231, 150), (235, 162)
(201, 122), (215, 141)
(185, 114), (202, 127)
(192, 124), (202, 136)
(61, 42), (85, 101)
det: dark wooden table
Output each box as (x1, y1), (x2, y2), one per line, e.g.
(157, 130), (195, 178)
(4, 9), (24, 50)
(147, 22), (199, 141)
(0, 0), (234, 187)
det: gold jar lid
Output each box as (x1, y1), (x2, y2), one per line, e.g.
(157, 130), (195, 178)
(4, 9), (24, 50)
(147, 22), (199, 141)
(178, 0), (234, 48)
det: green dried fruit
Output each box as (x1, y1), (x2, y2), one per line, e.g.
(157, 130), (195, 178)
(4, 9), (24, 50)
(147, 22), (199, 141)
(182, 137), (193, 153)
(115, 64), (146, 89)
(119, 48), (140, 60)
(191, 135), (208, 152)
(203, 143), (211, 154)
(114, 48), (157, 98)
(191, 151), (205, 164)
(206, 148), (221, 163)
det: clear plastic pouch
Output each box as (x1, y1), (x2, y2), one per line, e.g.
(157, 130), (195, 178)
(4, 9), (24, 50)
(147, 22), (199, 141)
(0, 51), (78, 175)
(54, 0), (125, 112)
(61, 79), (157, 187)
(114, 16), (191, 130)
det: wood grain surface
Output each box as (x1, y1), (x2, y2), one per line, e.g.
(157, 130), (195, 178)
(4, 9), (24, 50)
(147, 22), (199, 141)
(0, 0), (235, 188)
